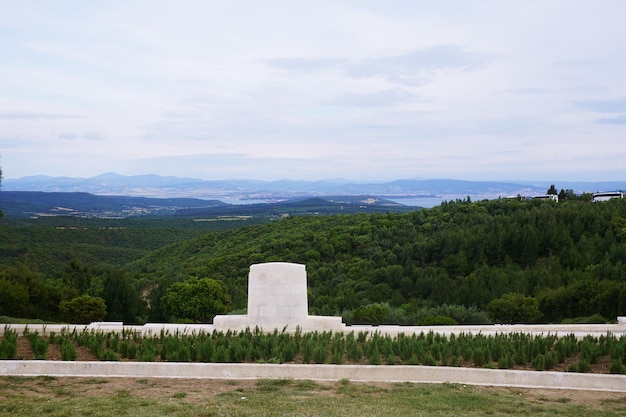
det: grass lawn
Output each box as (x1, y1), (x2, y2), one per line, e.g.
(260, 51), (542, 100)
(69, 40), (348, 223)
(1, 376), (625, 416)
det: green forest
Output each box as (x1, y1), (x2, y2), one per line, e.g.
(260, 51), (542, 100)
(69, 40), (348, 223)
(1, 191), (626, 326)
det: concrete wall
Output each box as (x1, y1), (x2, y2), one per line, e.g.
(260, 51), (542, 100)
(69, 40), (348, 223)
(2, 322), (625, 338)
(1, 360), (625, 392)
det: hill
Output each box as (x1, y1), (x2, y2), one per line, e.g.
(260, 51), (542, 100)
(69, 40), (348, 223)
(0, 191), (412, 219)
(0, 191), (227, 218)
(131, 197), (626, 323)
(2, 193), (625, 326)
(4, 172), (562, 200)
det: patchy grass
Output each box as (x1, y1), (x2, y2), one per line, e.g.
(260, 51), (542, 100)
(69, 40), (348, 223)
(0, 376), (625, 416)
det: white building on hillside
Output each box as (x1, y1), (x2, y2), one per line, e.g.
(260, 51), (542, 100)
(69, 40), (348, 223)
(592, 191), (624, 202)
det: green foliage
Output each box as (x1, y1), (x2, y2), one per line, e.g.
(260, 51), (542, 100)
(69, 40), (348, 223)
(0, 217), (208, 276)
(539, 280), (626, 323)
(419, 315), (458, 326)
(352, 303), (388, 325)
(131, 197), (626, 322)
(2, 194), (626, 324)
(610, 359), (626, 374)
(0, 278), (29, 318)
(29, 334), (48, 360)
(97, 268), (147, 324)
(59, 295), (107, 324)
(560, 314), (608, 324)
(488, 293), (541, 324)
(1, 374), (623, 417)
(60, 340), (77, 361)
(161, 277), (231, 323)
(7, 326), (625, 379)
(0, 263), (69, 321)
(0, 326), (17, 359)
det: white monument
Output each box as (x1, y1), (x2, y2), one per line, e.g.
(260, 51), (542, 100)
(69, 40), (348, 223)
(213, 262), (345, 332)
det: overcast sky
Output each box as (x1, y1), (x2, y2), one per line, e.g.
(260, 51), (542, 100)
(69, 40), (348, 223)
(1, 1), (625, 182)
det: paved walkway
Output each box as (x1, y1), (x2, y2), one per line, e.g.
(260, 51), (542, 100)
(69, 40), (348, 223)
(2, 360), (625, 392)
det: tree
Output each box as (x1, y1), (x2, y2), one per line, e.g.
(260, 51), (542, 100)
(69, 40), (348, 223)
(353, 303), (388, 325)
(161, 277), (231, 323)
(487, 293), (541, 324)
(546, 184), (558, 195)
(0, 162), (3, 218)
(63, 259), (92, 294)
(0, 279), (29, 317)
(59, 295), (107, 324)
(558, 188), (577, 201)
(99, 268), (146, 323)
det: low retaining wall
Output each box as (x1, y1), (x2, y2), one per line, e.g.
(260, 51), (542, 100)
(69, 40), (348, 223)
(1, 361), (625, 392)
(2, 322), (626, 338)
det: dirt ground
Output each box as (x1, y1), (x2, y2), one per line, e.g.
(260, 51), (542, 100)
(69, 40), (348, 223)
(1, 376), (624, 407)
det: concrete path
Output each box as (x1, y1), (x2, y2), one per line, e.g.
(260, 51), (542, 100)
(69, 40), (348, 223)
(1, 360), (625, 392)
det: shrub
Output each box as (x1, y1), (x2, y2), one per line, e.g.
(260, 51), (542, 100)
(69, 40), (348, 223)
(100, 349), (119, 361)
(488, 293), (541, 324)
(0, 327), (18, 359)
(59, 295), (107, 324)
(418, 315), (458, 326)
(313, 344), (328, 364)
(561, 314), (607, 324)
(473, 348), (486, 367)
(61, 341), (77, 361)
(498, 353), (513, 369)
(302, 338), (315, 364)
(27, 331), (48, 360)
(421, 305), (491, 325)
(570, 358), (590, 373)
(353, 304), (388, 325)
(532, 354), (546, 371)
(610, 359), (626, 374)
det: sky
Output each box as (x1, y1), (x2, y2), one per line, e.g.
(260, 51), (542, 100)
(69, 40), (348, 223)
(1, 1), (626, 182)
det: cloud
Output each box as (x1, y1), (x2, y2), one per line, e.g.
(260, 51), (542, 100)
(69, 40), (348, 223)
(573, 98), (626, 113)
(597, 115), (626, 125)
(0, 112), (83, 120)
(323, 89), (415, 107)
(265, 57), (345, 73)
(266, 45), (493, 87)
(346, 45), (494, 85)
(506, 88), (554, 95)
(2, 2), (626, 182)
(57, 132), (105, 141)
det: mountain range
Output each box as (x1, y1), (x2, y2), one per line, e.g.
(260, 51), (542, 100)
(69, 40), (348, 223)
(5, 172), (623, 201)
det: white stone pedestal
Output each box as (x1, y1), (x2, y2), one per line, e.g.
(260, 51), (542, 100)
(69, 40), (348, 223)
(213, 262), (344, 333)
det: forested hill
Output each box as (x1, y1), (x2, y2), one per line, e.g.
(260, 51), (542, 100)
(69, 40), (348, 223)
(0, 191), (226, 218)
(134, 197), (626, 323)
(0, 191), (411, 218)
(2, 195), (625, 325)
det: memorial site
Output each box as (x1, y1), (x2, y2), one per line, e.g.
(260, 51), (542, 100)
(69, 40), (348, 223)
(2, 262), (626, 395)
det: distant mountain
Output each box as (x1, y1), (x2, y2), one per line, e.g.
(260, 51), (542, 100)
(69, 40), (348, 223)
(1, 173), (532, 197)
(174, 196), (411, 218)
(0, 191), (410, 219)
(0, 191), (226, 218)
(3, 173), (625, 203)
(4, 172), (204, 196)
